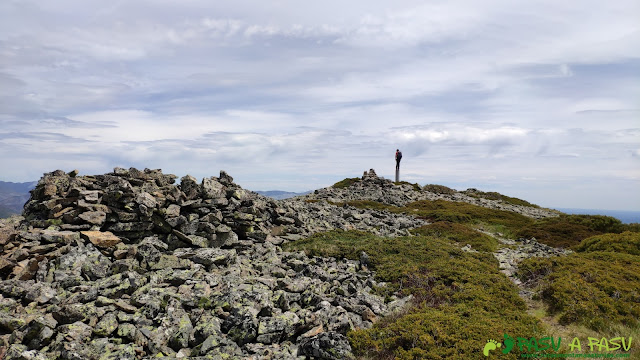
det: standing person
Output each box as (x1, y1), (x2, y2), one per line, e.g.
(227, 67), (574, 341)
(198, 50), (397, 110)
(395, 149), (402, 171)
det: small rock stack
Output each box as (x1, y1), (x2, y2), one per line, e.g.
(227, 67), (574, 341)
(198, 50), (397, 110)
(0, 168), (409, 360)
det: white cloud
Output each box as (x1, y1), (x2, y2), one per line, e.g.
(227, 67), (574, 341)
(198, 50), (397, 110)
(391, 124), (529, 145)
(0, 0), (638, 209)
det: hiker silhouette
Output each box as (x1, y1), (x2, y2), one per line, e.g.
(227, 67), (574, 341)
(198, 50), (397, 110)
(394, 149), (403, 182)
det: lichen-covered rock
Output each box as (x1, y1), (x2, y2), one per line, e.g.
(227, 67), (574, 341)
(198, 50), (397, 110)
(93, 312), (118, 336)
(0, 168), (418, 359)
(299, 332), (354, 360)
(179, 175), (200, 200)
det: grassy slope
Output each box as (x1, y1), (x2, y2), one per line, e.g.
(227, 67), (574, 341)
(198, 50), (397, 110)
(518, 232), (640, 331)
(285, 230), (543, 359)
(292, 181), (640, 358)
(345, 199), (639, 248)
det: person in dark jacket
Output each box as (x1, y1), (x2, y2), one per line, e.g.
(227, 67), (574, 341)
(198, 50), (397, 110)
(395, 149), (402, 171)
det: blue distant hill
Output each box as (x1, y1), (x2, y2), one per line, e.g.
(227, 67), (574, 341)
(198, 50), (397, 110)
(555, 208), (640, 224)
(0, 181), (37, 218)
(255, 190), (311, 200)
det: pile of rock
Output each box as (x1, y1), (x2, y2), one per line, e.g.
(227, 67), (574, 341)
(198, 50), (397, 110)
(275, 200), (424, 239)
(303, 169), (558, 219)
(494, 237), (572, 286)
(0, 168), (410, 360)
(21, 168), (277, 247)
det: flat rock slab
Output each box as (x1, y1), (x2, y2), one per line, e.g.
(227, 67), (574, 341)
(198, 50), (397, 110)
(80, 231), (122, 248)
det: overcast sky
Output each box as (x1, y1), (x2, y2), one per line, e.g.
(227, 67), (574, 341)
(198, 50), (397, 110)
(1, 0), (639, 210)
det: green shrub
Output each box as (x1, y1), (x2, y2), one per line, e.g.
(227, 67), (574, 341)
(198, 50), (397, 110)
(500, 195), (540, 208)
(340, 199), (533, 239)
(575, 231), (640, 256)
(411, 222), (499, 252)
(423, 184), (456, 195)
(563, 214), (626, 233)
(625, 223), (640, 232)
(332, 177), (361, 189)
(517, 252), (640, 331)
(516, 214), (637, 249)
(285, 230), (543, 359)
(463, 189), (540, 208)
(516, 257), (554, 287)
(516, 220), (597, 248)
(350, 303), (543, 360)
(403, 200), (533, 235)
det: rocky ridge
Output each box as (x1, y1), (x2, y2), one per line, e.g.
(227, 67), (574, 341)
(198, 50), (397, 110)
(303, 169), (559, 219)
(0, 167), (569, 359)
(0, 168), (415, 360)
(293, 169), (569, 296)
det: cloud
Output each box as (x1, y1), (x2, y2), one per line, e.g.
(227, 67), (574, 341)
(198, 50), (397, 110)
(391, 124), (529, 146)
(0, 0), (638, 209)
(0, 131), (88, 142)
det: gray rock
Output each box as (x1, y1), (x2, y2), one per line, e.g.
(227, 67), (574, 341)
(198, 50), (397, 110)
(224, 311), (258, 346)
(56, 320), (93, 342)
(94, 312), (118, 336)
(201, 177), (226, 199)
(116, 323), (137, 341)
(81, 250), (112, 280)
(24, 283), (57, 304)
(0, 313), (26, 332)
(256, 311), (300, 344)
(299, 332), (354, 360)
(5, 344), (48, 360)
(168, 313), (193, 351)
(165, 204), (181, 218)
(189, 248), (236, 267)
(40, 229), (80, 244)
(78, 211), (107, 225)
(136, 192), (157, 212)
(180, 175), (200, 200)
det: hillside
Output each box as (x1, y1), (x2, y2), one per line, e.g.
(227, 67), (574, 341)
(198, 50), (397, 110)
(0, 181), (36, 218)
(0, 168), (637, 359)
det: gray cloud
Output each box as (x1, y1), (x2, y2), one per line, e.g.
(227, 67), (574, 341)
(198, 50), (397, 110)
(0, 131), (89, 142)
(0, 0), (638, 209)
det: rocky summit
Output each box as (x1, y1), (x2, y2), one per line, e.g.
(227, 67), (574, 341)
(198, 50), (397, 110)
(304, 169), (559, 219)
(0, 168), (422, 360)
(0, 167), (569, 360)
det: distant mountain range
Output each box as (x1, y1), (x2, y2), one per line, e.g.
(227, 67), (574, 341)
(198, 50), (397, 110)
(0, 181), (37, 218)
(255, 190), (312, 200)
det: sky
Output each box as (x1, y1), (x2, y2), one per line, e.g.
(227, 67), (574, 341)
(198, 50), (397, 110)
(1, 0), (639, 211)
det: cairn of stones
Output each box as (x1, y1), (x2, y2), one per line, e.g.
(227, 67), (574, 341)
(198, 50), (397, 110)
(0, 168), (412, 360)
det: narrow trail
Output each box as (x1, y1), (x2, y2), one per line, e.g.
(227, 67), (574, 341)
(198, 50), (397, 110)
(487, 232), (572, 298)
